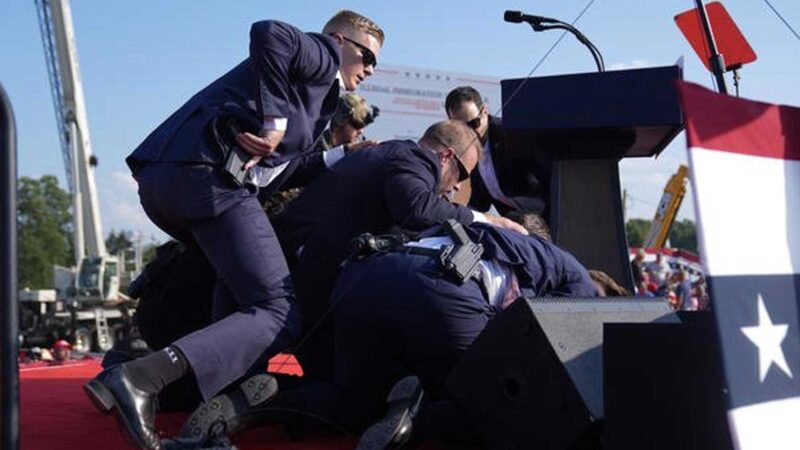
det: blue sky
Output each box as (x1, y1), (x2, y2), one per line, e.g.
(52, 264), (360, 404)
(2, 0), (799, 243)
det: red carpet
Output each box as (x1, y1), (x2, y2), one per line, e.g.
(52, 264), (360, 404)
(20, 355), (360, 450)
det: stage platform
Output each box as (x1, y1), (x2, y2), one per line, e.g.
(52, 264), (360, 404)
(19, 355), (421, 450)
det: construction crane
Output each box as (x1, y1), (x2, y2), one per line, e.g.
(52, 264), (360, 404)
(642, 165), (689, 248)
(34, 0), (119, 302)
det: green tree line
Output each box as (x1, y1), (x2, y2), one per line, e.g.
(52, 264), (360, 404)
(17, 175), (158, 289)
(625, 218), (698, 252)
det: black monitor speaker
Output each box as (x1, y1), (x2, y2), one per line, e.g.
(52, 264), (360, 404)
(446, 297), (678, 449)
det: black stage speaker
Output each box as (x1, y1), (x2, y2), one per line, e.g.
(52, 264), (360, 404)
(446, 297), (679, 450)
(603, 311), (732, 450)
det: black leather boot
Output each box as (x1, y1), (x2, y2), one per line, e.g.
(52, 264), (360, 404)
(84, 365), (161, 450)
(356, 376), (424, 450)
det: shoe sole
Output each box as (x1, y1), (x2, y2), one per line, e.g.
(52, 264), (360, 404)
(179, 373), (278, 439)
(356, 376), (423, 450)
(83, 378), (156, 449)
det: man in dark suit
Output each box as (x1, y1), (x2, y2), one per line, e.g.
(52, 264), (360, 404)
(257, 222), (597, 447)
(341, 222), (598, 448)
(83, 11), (385, 450)
(445, 86), (550, 217)
(272, 120), (528, 382)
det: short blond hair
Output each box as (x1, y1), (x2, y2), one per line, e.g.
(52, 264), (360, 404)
(420, 120), (482, 161)
(323, 10), (385, 45)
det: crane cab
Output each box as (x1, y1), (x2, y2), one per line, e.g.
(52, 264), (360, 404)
(76, 255), (120, 303)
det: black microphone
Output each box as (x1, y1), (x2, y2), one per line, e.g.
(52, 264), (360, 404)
(504, 10), (559, 25)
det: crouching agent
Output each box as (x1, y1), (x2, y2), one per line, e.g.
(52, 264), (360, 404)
(273, 220), (599, 448)
(83, 10), (385, 450)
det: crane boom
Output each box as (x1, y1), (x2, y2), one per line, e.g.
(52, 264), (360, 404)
(642, 165), (689, 248)
(34, 0), (106, 262)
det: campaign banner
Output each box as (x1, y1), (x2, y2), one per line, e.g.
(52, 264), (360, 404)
(678, 81), (800, 450)
(358, 64), (500, 141)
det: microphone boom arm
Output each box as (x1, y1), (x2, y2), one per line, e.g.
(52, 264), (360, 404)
(531, 21), (605, 72)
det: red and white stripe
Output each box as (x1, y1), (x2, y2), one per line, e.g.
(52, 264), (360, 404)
(679, 81), (800, 450)
(680, 81), (800, 278)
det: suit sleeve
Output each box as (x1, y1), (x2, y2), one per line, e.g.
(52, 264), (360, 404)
(249, 21), (339, 120)
(383, 151), (474, 230)
(277, 152), (327, 190)
(548, 250), (600, 297)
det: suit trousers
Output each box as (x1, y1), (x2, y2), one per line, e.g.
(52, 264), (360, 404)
(281, 252), (496, 431)
(134, 162), (301, 400)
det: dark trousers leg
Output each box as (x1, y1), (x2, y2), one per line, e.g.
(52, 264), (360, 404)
(331, 255), (494, 430)
(173, 196), (301, 400)
(291, 260), (338, 381)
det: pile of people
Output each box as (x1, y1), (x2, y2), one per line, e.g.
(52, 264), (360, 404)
(82, 10), (624, 450)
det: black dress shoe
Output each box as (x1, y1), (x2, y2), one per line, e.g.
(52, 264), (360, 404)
(162, 421), (238, 450)
(84, 365), (161, 450)
(178, 373), (278, 439)
(357, 376), (424, 450)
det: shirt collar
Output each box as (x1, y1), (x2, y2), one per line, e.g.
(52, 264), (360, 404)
(336, 71), (346, 90)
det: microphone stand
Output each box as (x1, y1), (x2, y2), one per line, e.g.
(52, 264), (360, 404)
(528, 20), (605, 73)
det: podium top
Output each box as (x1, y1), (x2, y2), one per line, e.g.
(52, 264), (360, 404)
(502, 65), (684, 159)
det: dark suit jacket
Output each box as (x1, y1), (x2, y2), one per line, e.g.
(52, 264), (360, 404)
(274, 139), (475, 264)
(273, 140), (477, 326)
(126, 20), (341, 172)
(469, 116), (550, 217)
(419, 222), (598, 298)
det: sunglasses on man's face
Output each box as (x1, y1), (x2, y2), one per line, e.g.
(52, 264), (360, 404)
(452, 152), (470, 182)
(342, 36), (377, 68)
(433, 138), (470, 183)
(465, 114), (482, 131)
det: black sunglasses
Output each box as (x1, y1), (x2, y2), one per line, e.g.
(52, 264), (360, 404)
(342, 36), (377, 68)
(452, 152), (470, 182)
(433, 138), (470, 182)
(465, 115), (482, 131)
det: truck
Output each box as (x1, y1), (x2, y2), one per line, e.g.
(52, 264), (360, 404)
(19, 0), (139, 353)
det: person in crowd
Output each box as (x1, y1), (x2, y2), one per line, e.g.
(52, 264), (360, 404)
(269, 120), (528, 385)
(445, 86), (550, 217)
(694, 274), (710, 310)
(631, 249), (646, 292)
(674, 269), (696, 311)
(635, 272), (656, 298)
(52, 339), (72, 363)
(646, 253), (671, 289)
(84, 11), (385, 450)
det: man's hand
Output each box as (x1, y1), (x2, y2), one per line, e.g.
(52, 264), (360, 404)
(485, 214), (529, 235)
(237, 129), (285, 170)
(346, 139), (380, 153)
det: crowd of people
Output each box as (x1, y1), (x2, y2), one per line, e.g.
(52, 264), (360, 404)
(80, 10), (662, 450)
(630, 250), (710, 311)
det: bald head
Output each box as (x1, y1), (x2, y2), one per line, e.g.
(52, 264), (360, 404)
(419, 120), (483, 197)
(419, 120), (482, 161)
